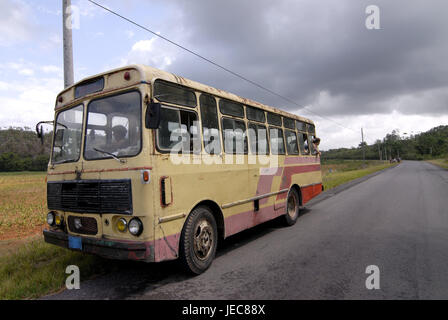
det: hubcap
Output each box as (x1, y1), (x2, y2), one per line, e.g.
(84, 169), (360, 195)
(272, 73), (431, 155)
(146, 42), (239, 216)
(193, 219), (214, 261)
(287, 193), (297, 219)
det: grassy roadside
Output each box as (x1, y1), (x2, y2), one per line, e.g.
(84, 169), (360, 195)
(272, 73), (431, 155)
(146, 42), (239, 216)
(426, 158), (448, 170)
(0, 238), (111, 299)
(0, 172), (47, 239)
(321, 160), (396, 190)
(0, 172), (111, 299)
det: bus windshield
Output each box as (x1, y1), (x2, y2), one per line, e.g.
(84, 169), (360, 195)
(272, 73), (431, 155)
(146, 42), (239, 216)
(52, 104), (83, 164)
(84, 91), (142, 160)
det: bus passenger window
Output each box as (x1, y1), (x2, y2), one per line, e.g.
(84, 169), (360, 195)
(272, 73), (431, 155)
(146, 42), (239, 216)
(285, 130), (299, 155)
(246, 107), (266, 123)
(248, 123), (269, 155)
(219, 99), (244, 118)
(157, 106), (200, 153)
(267, 113), (282, 126)
(309, 135), (317, 154)
(200, 94), (221, 154)
(154, 80), (197, 107)
(298, 133), (310, 155)
(269, 127), (285, 155)
(296, 120), (306, 132)
(222, 118), (247, 154)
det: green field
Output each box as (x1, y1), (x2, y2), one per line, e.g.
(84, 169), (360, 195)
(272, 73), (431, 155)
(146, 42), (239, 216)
(321, 159), (395, 190)
(0, 172), (47, 239)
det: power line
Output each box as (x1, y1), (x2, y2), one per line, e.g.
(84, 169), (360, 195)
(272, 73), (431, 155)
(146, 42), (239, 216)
(87, 0), (357, 132)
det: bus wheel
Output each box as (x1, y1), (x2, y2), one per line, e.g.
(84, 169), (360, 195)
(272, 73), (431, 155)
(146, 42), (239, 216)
(283, 188), (300, 226)
(179, 206), (218, 275)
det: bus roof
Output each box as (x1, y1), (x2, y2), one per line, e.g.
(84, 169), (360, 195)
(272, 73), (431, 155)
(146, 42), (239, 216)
(56, 64), (314, 125)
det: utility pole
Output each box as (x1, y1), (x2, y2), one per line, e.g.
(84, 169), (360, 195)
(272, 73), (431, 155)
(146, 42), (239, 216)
(63, 0), (74, 88)
(378, 143), (381, 161)
(361, 128), (366, 164)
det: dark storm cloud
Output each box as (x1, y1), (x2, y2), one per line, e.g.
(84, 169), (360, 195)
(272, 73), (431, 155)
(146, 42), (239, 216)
(153, 0), (448, 117)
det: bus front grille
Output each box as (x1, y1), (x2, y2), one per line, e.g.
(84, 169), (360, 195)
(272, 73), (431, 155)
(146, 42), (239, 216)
(47, 179), (132, 214)
(68, 216), (98, 235)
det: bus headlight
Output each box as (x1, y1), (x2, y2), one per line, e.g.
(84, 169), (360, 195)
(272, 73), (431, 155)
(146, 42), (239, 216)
(116, 218), (127, 233)
(128, 218), (143, 236)
(74, 217), (82, 230)
(47, 212), (55, 226)
(55, 214), (63, 226)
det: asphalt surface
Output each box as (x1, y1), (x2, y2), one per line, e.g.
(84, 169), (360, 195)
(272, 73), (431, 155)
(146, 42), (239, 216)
(44, 160), (448, 299)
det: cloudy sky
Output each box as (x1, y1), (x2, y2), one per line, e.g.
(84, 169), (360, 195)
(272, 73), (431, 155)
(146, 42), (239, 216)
(1, 0), (447, 150)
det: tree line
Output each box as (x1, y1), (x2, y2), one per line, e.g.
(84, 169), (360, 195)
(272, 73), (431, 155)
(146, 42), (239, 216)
(0, 127), (52, 172)
(322, 125), (448, 161)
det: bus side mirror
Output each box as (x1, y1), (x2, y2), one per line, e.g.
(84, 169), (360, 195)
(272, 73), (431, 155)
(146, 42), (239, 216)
(145, 101), (161, 129)
(36, 125), (44, 145)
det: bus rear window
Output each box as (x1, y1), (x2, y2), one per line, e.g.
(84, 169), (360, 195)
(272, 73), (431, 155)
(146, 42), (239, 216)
(74, 77), (104, 99)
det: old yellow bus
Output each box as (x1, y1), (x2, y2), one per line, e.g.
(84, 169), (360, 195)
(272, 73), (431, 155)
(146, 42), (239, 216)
(40, 65), (322, 274)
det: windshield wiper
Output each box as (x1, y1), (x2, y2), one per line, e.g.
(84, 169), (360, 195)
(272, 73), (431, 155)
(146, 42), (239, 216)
(93, 148), (127, 164)
(53, 159), (76, 164)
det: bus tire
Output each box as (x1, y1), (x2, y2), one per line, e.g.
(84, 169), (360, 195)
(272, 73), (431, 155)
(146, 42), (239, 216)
(179, 206), (218, 275)
(283, 188), (300, 226)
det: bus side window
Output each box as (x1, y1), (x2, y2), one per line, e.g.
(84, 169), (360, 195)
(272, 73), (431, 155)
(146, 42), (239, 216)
(248, 123), (269, 155)
(285, 130), (299, 155)
(298, 133), (309, 155)
(269, 127), (285, 155)
(222, 118), (248, 154)
(157, 106), (200, 153)
(200, 94), (221, 155)
(180, 110), (200, 154)
(309, 135), (316, 154)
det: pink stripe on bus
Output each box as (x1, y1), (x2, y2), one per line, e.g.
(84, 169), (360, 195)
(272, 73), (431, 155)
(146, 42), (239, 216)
(284, 156), (320, 165)
(256, 167), (283, 205)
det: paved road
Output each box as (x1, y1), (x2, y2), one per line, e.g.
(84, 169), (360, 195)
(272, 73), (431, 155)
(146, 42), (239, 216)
(45, 161), (448, 299)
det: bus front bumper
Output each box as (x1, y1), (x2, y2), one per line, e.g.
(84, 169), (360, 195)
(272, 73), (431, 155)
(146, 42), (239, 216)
(43, 229), (154, 262)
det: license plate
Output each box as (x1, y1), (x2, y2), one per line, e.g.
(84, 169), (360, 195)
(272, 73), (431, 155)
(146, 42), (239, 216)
(68, 236), (82, 250)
